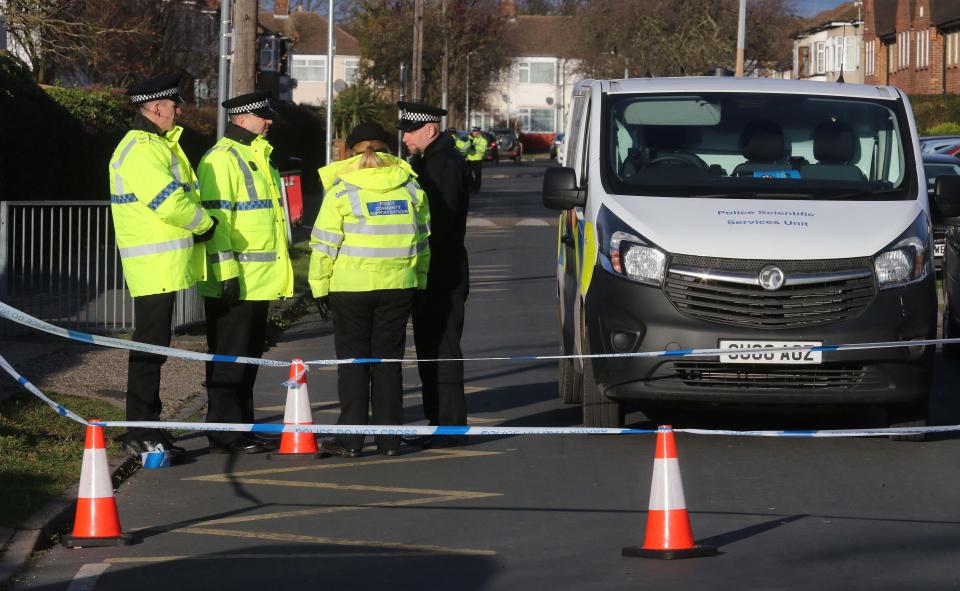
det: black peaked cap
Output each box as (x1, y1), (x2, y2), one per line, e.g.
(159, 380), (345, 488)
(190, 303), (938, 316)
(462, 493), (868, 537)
(397, 100), (447, 131)
(223, 90), (278, 119)
(126, 73), (184, 105)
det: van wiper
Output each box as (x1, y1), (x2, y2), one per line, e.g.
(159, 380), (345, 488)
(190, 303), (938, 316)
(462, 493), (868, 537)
(685, 192), (815, 199)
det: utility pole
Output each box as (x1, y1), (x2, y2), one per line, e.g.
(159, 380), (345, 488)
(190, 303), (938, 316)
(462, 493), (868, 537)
(231, 0), (257, 95)
(441, 0), (448, 129)
(735, 0), (746, 77)
(412, 0), (424, 101)
(217, 0), (233, 139)
(325, 0), (335, 164)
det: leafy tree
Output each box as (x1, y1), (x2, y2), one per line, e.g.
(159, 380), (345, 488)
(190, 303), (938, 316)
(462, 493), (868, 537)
(332, 83), (394, 138)
(351, 0), (511, 128)
(571, 0), (798, 79)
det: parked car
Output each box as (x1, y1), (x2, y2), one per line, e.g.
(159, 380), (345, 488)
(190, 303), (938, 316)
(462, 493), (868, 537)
(481, 131), (498, 163)
(491, 128), (522, 164)
(920, 135), (960, 154)
(551, 132), (565, 161)
(923, 152), (960, 273)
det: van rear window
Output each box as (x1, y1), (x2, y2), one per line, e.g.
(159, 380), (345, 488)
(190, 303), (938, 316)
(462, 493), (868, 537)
(604, 92), (914, 200)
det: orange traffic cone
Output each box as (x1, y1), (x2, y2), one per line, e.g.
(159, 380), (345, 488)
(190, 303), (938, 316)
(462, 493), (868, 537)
(267, 359), (321, 460)
(63, 423), (133, 548)
(622, 425), (717, 559)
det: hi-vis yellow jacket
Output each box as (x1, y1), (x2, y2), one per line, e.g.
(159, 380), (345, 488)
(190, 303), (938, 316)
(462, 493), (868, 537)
(196, 132), (293, 301)
(466, 133), (487, 161)
(109, 124), (214, 297)
(309, 153), (431, 297)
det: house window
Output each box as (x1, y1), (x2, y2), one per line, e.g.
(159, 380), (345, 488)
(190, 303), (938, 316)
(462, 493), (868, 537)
(815, 41), (825, 74)
(948, 33), (953, 66)
(516, 62), (530, 83)
(799, 45), (810, 77)
(865, 40), (875, 75)
(845, 36), (859, 70)
(344, 58), (359, 83)
(291, 55), (326, 82)
(530, 62), (555, 84)
(915, 30), (929, 68)
(519, 108), (555, 132)
(888, 42), (896, 73)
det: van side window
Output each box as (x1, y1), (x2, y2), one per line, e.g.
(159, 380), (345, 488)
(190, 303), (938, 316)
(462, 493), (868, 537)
(579, 98), (591, 186)
(566, 94), (586, 171)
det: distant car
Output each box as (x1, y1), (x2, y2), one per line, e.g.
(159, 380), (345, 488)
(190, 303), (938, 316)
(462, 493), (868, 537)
(491, 128), (522, 164)
(920, 135), (960, 155)
(481, 131), (498, 163)
(924, 152), (960, 273)
(550, 132), (565, 161)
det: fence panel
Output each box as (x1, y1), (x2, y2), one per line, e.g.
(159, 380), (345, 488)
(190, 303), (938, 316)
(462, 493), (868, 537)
(0, 201), (204, 336)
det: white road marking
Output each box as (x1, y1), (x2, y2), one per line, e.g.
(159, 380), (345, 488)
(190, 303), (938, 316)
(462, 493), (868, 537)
(466, 218), (495, 227)
(66, 563), (110, 591)
(516, 218), (550, 226)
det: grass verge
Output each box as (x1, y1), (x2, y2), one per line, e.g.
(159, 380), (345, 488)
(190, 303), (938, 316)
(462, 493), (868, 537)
(0, 390), (125, 528)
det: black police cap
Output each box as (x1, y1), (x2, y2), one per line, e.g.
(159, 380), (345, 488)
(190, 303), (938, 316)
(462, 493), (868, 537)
(397, 101), (447, 131)
(346, 122), (390, 149)
(126, 73), (184, 105)
(222, 90), (278, 119)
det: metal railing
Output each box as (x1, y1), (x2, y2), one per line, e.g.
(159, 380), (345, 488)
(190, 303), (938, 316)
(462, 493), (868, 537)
(0, 201), (204, 336)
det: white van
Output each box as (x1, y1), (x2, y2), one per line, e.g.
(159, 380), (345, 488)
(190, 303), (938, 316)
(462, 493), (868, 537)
(543, 76), (957, 436)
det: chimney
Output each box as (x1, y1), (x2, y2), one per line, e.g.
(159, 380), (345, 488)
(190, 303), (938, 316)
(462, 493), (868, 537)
(274, 0), (290, 18)
(500, 0), (517, 21)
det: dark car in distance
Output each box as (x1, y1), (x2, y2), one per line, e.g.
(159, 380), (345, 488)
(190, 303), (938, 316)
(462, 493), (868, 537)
(923, 153), (960, 273)
(491, 128), (522, 164)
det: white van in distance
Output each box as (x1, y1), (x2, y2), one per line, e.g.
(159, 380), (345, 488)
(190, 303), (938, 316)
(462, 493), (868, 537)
(543, 76), (960, 437)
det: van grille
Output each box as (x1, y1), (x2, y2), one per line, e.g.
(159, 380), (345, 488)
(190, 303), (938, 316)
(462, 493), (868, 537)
(650, 361), (880, 390)
(663, 255), (876, 329)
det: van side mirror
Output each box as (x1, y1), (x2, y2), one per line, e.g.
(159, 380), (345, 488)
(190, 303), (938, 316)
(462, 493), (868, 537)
(934, 175), (960, 221)
(542, 166), (585, 210)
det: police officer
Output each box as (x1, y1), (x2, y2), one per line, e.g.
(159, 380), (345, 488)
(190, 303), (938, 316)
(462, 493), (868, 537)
(109, 73), (217, 463)
(398, 102), (471, 448)
(465, 126), (487, 192)
(197, 91), (294, 454)
(310, 122), (431, 457)
(450, 128), (470, 157)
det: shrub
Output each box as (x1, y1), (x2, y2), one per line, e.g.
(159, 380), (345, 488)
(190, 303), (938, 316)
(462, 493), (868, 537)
(924, 121), (960, 136)
(909, 94), (960, 135)
(44, 86), (132, 133)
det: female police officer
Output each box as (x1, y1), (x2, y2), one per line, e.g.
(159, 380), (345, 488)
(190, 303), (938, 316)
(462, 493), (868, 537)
(309, 122), (431, 457)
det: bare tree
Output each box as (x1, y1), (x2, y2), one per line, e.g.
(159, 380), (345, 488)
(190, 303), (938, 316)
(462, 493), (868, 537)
(351, 0), (510, 125)
(571, 0), (797, 79)
(2, 0), (154, 83)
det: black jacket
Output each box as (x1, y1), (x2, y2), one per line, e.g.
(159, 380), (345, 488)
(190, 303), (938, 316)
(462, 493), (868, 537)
(410, 132), (471, 293)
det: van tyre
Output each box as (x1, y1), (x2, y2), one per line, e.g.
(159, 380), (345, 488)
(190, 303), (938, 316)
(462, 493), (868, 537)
(888, 401), (928, 442)
(581, 356), (623, 428)
(559, 356), (582, 405)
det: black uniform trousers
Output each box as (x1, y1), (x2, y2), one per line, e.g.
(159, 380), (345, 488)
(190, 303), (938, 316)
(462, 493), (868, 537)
(330, 288), (415, 452)
(467, 161), (482, 192)
(412, 289), (467, 427)
(126, 292), (177, 441)
(204, 298), (269, 447)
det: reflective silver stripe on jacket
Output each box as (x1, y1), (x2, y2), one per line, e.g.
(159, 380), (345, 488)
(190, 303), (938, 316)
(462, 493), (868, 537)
(236, 252), (276, 262)
(342, 223), (417, 236)
(405, 180), (420, 205)
(112, 138), (138, 195)
(118, 237), (193, 259)
(339, 244), (419, 258)
(184, 208), (205, 231)
(170, 150), (184, 186)
(338, 181), (365, 220)
(311, 227), (344, 245)
(229, 147), (259, 201)
(310, 243), (339, 258)
(208, 251), (235, 263)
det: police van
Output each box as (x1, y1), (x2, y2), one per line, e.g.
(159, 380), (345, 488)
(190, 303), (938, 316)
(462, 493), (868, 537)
(543, 76), (960, 437)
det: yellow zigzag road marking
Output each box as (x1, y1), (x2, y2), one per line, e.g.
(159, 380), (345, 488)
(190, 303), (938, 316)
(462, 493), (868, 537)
(192, 493), (494, 526)
(183, 449), (501, 479)
(105, 552), (456, 563)
(185, 479), (500, 497)
(177, 527), (497, 556)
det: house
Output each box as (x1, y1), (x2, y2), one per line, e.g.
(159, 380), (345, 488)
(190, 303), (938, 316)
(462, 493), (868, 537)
(863, 0), (960, 93)
(792, 2), (864, 83)
(468, 1), (577, 144)
(259, 3), (361, 106)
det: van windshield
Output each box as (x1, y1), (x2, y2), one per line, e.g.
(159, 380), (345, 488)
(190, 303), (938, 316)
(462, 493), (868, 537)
(603, 92), (915, 200)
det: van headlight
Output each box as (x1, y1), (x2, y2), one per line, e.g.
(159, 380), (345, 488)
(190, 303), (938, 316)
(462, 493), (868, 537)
(610, 231), (667, 286)
(874, 214), (931, 290)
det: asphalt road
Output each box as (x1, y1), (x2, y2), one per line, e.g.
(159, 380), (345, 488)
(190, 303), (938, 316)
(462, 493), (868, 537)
(12, 161), (960, 590)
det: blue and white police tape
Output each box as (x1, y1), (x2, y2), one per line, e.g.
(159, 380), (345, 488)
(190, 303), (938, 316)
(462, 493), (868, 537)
(4, 352), (960, 439)
(1, 300), (957, 368)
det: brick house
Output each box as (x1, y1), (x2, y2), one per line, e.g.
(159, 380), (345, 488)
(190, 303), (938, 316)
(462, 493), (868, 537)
(863, 0), (960, 93)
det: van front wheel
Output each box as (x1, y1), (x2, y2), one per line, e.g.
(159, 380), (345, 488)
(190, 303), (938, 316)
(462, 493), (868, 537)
(888, 401), (928, 442)
(581, 357), (623, 428)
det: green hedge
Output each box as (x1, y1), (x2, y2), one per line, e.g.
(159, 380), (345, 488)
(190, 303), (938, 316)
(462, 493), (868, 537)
(909, 94), (960, 135)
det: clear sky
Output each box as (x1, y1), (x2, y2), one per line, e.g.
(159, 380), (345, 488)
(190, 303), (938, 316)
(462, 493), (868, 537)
(794, 0), (854, 18)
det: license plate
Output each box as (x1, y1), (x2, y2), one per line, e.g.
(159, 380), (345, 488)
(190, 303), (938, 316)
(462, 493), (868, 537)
(719, 340), (822, 364)
(935, 243), (945, 258)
